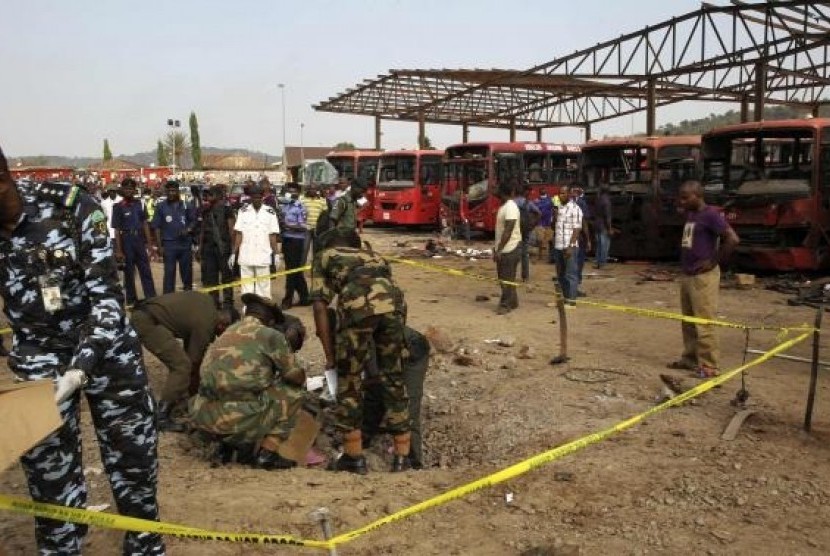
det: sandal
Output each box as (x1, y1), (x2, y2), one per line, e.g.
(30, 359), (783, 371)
(696, 366), (720, 379)
(666, 360), (696, 371)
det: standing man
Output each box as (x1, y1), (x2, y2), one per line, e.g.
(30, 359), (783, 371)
(152, 180), (196, 294)
(311, 229), (411, 474)
(668, 180), (739, 378)
(131, 291), (230, 432)
(532, 188), (556, 263)
(513, 182), (541, 282)
(231, 183), (281, 300)
(0, 147), (164, 555)
(574, 187), (592, 297)
(493, 183), (522, 315)
(198, 185), (235, 310)
(280, 183), (311, 309)
(112, 177), (157, 306)
(99, 185), (121, 241)
(593, 184), (613, 269)
(330, 180), (366, 232)
(301, 185), (328, 264)
(552, 186), (583, 305)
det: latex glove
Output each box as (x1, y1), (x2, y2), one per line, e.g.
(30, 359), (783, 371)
(321, 368), (338, 403)
(227, 253), (236, 268)
(54, 369), (88, 404)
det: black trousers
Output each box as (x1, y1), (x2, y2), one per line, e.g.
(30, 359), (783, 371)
(282, 236), (309, 303)
(201, 243), (234, 309)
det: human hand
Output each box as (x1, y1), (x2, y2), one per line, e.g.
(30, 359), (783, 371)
(227, 253), (236, 268)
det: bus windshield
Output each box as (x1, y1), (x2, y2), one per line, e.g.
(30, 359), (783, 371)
(703, 131), (814, 198)
(444, 160), (489, 202)
(328, 157), (355, 181)
(524, 152), (579, 184)
(378, 156), (416, 188)
(581, 146), (655, 191)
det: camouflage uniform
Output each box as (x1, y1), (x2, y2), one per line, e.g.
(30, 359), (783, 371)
(189, 316), (307, 447)
(0, 183), (164, 555)
(329, 195), (357, 231)
(311, 246), (409, 433)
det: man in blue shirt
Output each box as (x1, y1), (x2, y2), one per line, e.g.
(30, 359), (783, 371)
(574, 187), (592, 297)
(280, 183), (310, 309)
(533, 188), (556, 263)
(112, 178), (157, 305)
(152, 181), (196, 294)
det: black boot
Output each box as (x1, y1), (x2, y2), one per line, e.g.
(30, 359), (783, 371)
(329, 453), (368, 475)
(255, 450), (297, 470)
(391, 455), (411, 472)
(157, 401), (185, 433)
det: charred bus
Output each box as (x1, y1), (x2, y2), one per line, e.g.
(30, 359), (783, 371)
(440, 142), (579, 236)
(373, 149), (444, 226)
(701, 118), (830, 271)
(580, 136), (701, 259)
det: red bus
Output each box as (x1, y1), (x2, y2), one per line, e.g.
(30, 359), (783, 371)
(580, 135), (701, 259)
(326, 150), (382, 224)
(702, 118), (830, 271)
(373, 149), (444, 226)
(440, 142), (579, 235)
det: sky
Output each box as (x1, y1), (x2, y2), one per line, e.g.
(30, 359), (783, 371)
(1, 0), (726, 158)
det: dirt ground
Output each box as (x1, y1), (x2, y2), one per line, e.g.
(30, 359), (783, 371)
(2, 227), (830, 555)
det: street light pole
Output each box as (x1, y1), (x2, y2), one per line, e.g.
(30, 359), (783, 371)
(300, 123), (305, 171)
(278, 83), (286, 180)
(166, 118), (180, 178)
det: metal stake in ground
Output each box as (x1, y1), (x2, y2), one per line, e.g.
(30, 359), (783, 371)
(549, 279), (569, 366)
(310, 507), (337, 556)
(804, 305), (823, 432)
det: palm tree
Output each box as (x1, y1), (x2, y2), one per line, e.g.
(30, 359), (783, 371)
(164, 131), (190, 170)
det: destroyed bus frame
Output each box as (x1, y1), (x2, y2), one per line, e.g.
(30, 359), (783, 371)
(326, 150), (382, 224)
(373, 149), (444, 227)
(701, 118), (830, 271)
(579, 135), (701, 260)
(440, 142), (579, 236)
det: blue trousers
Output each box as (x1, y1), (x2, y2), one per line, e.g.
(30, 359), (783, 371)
(162, 241), (193, 294)
(553, 248), (579, 300)
(122, 234), (156, 304)
(595, 230), (611, 267)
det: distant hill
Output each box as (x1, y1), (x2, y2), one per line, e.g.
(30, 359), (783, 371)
(9, 147), (281, 169)
(650, 104), (828, 136)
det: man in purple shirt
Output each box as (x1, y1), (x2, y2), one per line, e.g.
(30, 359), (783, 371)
(668, 180), (739, 378)
(280, 183), (311, 309)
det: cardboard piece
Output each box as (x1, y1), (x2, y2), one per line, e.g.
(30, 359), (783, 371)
(0, 381), (62, 471)
(278, 409), (321, 466)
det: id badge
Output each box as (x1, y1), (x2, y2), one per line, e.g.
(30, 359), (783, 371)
(38, 275), (64, 313)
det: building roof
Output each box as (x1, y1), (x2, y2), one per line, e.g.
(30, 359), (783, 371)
(202, 154), (274, 171)
(88, 159), (142, 171)
(283, 146), (337, 168)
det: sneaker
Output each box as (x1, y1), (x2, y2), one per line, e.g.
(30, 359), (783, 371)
(329, 453), (368, 475)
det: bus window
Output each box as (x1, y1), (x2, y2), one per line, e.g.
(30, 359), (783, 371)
(358, 160), (379, 186)
(495, 153), (522, 191)
(524, 153), (546, 184)
(420, 158), (441, 185)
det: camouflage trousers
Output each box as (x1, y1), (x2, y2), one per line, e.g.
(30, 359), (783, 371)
(188, 381), (307, 448)
(335, 313), (409, 434)
(9, 328), (164, 556)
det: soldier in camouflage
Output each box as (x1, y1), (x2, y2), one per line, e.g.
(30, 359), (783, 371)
(0, 146), (165, 555)
(189, 293), (309, 470)
(311, 228), (411, 474)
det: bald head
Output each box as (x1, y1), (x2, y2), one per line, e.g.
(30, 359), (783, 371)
(678, 180), (705, 212)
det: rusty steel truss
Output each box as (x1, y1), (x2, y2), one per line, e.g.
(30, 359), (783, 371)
(313, 1), (830, 133)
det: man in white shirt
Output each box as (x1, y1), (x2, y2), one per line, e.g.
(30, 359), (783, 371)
(99, 185), (122, 240)
(552, 186), (583, 304)
(493, 182), (522, 315)
(231, 183), (282, 299)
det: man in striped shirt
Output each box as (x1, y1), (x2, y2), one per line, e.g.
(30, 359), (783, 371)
(301, 185), (328, 264)
(552, 186), (583, 304)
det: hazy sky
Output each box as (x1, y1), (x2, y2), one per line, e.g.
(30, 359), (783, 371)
(2, 0), (722, 158)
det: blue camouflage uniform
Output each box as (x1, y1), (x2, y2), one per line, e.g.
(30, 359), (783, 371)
(0, 182), (165, 555)
(112, 198), (157, 304)
(152, 199), (195, 294)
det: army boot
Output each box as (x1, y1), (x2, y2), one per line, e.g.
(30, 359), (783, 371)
(157, 401), (185, 433)
(255, 450), (297, 471)
(330, 453), (368, 475)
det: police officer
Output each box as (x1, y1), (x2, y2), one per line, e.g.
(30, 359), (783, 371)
(112, 177), (157, 305)
(0, 146), (165, 555)
(152, 180), (196, 294)
(311, 228), (411, 474)
(131, 291), (231, 432)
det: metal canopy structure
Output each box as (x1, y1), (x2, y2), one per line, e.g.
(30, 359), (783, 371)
(313, 1), (830, 143)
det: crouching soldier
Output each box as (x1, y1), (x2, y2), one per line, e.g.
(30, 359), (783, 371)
(189, 293), (310, 470)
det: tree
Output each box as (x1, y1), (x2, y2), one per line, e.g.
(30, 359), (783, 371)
(189, 111), (202, 170)
(157, 140), (169, 166)
(333, 141), (356, 151)
(164, 131), (190, 169)
(421, 135), (434, 149)
(103, 139), (112, 161)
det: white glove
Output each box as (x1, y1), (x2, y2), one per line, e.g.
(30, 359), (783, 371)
(227, 253), (236, 268)
(321, 368), (338, 402)
(272, 253), (282, 270)
(54, 369), (88, 404)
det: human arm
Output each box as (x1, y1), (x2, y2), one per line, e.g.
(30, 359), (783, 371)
(495, 220), (517, 258)
(695, 219), (740, 273)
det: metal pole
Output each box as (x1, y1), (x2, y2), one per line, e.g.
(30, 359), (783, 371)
(804, 306), (823, 432)
(584, 124), (592, 142)
(300, 123), (305, 172)
(309, 508), (337, 556)
(646, 79), (656, 136)
(754, 62), (766, 121)
(418, 111), (426, 149)
(535, 128), (543, 142)
(462, 122), (469, 143)
(509, 117), (516, 142)
(278, 83), (286, 176)
(740, 95), (750, 123)
(745, 349), (830, 368)
(374, 115), (382, 150)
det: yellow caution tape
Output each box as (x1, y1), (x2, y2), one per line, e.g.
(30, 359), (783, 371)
(386, 255), (814, 334)
(329, 330), (811, 545)
(0, 332), (810, 548)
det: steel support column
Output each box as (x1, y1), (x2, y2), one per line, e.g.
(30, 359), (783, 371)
(646, 79), (656, 136)
(418, 111), (426, 149)
(509, 118), (516, 142)
(813, 105), (821, 118)
(536, 128), (543, 142)
(740, 95), (750, 123)
(462, 122), (469, 143)
(754, 62), (766, 122)
(584, 124), (591, 142)
(374, 116), (382, 150)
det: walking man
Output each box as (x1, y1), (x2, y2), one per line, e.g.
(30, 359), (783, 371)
(552, 186), (583, 305)
(330, 180), (366, 232)
(231, 183), (281, 299)
(668, 180), (739, 378)
(494, 183), (522, 314)
(280, 183), (311, 309)
(0, 146), (165, 555)
(112, 177), (157, 306)
(152, 180), (196, 294)
(198, 185), (235, 310)
(594, 184), (613, 269)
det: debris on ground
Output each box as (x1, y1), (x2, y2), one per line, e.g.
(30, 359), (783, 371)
(636, 269), (676, 283)
(425, 326), (456, 353)
(475, 294), (491, 302)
